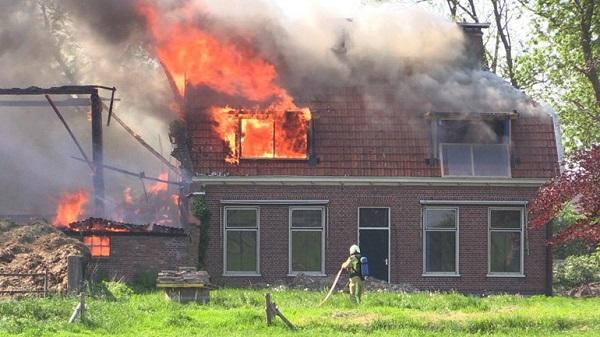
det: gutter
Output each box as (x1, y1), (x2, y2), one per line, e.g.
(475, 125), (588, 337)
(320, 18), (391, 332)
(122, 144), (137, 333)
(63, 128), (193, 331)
(192, 175), (548, 187)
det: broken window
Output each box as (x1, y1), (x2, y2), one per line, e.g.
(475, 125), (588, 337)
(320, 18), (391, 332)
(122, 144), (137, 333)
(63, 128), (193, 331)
(437, 119), (511, 177)
(239, 111), (308, 160)
(423, 208), (458, 275)
(488, 208), (523, 275)
(289, 207), (325, 274)
(224, 207), (259, 274)
(83, 235), (110, 257)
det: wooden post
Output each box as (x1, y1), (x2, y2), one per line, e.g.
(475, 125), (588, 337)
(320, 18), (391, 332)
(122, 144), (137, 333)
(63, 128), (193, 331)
(265, 293), (273, 326)
(43, 268), (48, 297)
(67, 256), (84, 295)
(91, 89), (105, 217)
(79, 292), (85, 322)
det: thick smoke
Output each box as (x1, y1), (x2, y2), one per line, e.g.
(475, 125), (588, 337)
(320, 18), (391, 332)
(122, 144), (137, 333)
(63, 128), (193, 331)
(0, 0), (176, 218)
(0, 0), (545, 218)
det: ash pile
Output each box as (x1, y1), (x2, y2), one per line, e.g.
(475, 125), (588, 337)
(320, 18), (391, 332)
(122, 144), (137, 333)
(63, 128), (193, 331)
(0, 220), (89, 295)
(566, 282), (600, 297)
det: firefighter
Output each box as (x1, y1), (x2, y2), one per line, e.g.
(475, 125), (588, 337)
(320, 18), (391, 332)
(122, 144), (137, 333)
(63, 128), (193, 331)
(341, 244), (363, 304)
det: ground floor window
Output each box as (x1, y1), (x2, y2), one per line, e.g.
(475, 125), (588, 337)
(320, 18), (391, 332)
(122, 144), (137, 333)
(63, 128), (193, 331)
(488, 208), (524, 276)
(289, 207), (325, 274)
(224, 207), (259, 274)
(423, 207), (458, 275)
(83, 235), (110, 257)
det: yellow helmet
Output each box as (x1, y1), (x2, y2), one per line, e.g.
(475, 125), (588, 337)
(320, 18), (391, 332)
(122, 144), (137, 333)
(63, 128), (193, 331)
(349, 244), (360, 255)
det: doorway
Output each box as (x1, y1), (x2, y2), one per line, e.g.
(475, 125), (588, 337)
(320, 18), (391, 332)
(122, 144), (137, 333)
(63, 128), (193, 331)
(358, 207), (390, 282)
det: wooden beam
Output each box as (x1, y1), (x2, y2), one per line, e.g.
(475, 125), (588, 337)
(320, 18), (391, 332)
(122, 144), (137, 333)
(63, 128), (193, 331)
(91, 89), (105, 217)
(0, 85), (115, 96)
(45, 95), (95, 172)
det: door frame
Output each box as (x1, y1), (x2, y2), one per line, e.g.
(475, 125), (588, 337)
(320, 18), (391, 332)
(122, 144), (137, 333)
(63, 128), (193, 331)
(357, 207), (391, 283)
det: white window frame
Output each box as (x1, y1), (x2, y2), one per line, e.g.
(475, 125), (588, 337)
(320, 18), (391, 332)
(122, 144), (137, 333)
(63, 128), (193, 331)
(422, 207), (460, 277)
(357, 207), (391, 283)
(288, 206), (326, 276)
(487, 207), (525, 277)
(440, 143), (511, 178)
(223, 206), (261, 276)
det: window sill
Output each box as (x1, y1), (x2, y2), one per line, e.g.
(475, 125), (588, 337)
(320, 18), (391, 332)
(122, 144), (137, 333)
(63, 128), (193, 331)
(487, 273), (525, 278)
(422, 273), (461, 277)
(287, 273), (326, 277)
(222, 272), (262, 277)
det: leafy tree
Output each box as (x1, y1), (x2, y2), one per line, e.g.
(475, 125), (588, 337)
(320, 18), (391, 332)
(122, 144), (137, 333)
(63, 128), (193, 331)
(516, 0), (600, 151)
(529, 144), (600, 245)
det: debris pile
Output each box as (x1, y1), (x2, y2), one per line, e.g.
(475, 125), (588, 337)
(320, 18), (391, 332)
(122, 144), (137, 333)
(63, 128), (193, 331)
(157, 267), (210, 286)
(566, 282), (600, 297)
(266, 273), (418, 292)
(0, 220), (89, 295)
(157, 267), (211, 304)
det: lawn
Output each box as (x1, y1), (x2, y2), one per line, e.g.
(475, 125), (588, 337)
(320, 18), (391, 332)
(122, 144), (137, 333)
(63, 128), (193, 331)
(1, 286), (599, 337)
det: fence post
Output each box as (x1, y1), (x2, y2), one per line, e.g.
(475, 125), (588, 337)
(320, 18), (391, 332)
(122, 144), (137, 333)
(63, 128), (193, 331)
(43, 268), (48, 297)
(79, 292), (85, 322)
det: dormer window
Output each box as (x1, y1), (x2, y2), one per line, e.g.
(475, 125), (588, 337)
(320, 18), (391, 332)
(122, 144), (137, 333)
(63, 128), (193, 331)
(436, 118), (511, 177)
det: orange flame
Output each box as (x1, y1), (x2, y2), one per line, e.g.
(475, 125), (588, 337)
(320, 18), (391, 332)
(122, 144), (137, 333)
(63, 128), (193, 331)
(137, 1), (311, 164)
(147, 172), (169, 194)
(53, 190), (89, 227)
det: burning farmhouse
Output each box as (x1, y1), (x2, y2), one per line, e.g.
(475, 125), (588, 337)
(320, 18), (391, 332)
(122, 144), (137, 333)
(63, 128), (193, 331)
(1, 2), (561, 294)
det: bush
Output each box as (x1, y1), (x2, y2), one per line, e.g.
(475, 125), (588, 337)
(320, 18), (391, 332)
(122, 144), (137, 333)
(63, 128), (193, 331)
(132, 270), (157, 292)
(104, 281), (135, 300)
(554, 247), (600, 290)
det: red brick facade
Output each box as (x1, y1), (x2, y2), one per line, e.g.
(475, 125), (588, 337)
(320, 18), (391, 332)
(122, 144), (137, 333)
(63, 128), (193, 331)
(191, 185), (550, 294)
(185, 84), (559, 294)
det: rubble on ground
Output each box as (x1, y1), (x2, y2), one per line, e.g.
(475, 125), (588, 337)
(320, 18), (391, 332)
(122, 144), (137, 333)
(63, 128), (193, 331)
(0, 219), (89, 295)
(566, 282), (600, 297)
(254, 273), (418, 293)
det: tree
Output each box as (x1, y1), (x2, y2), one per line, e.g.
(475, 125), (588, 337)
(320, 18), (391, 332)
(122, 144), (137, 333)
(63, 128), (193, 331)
(516, 0), (600, 151)
(529, 144), (600, 245)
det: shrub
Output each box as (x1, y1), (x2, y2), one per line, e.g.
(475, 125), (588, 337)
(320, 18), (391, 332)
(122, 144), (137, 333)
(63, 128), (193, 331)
(554, 247), (600, 290)
(132, 270), (157, 292)
(104, 281), (134, 300)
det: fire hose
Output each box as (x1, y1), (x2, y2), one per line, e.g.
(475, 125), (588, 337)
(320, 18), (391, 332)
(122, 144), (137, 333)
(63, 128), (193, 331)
(318, 267), (344, 306)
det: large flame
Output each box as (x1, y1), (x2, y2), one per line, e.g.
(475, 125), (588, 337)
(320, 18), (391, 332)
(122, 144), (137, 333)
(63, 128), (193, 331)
(137, 1), (311, 164)
(53, 190), (89, 227)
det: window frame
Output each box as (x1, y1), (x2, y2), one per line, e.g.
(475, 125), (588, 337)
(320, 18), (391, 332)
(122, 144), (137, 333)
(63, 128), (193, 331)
(422, 207), (460, 277)
(83, 235), (111, 257)
(223, 206), (261, 276)
(288, 206), (326, 276)
(438, 118), (512, 178)
(487, 207), (525, 277)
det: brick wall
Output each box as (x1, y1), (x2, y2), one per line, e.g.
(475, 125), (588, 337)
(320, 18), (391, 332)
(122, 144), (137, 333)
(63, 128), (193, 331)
(199, 184), (549, 294)
(83, 234), (190, 281)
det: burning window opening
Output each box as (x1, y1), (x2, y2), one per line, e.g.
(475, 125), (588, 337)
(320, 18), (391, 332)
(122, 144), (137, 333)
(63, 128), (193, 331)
(83, 235), (110, 257)
(214, 108), (310, 164)
(436, 118), (511, 177)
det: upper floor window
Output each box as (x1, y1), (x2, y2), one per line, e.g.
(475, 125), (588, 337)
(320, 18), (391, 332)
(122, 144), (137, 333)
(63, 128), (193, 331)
(240, 111), (308, 160)
(439, 119), (510, 177)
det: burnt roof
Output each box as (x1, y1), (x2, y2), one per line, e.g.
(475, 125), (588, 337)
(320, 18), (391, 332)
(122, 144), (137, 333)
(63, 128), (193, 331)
(63, 217), (186, 236)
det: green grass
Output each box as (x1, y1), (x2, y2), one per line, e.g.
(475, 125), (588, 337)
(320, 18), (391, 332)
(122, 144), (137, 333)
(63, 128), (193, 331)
(1, 287), (600, 336)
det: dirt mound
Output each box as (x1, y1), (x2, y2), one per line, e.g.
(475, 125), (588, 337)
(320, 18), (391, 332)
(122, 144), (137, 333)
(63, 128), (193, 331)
(0, 219), (89, 295)
(566, 282), (600, 297)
